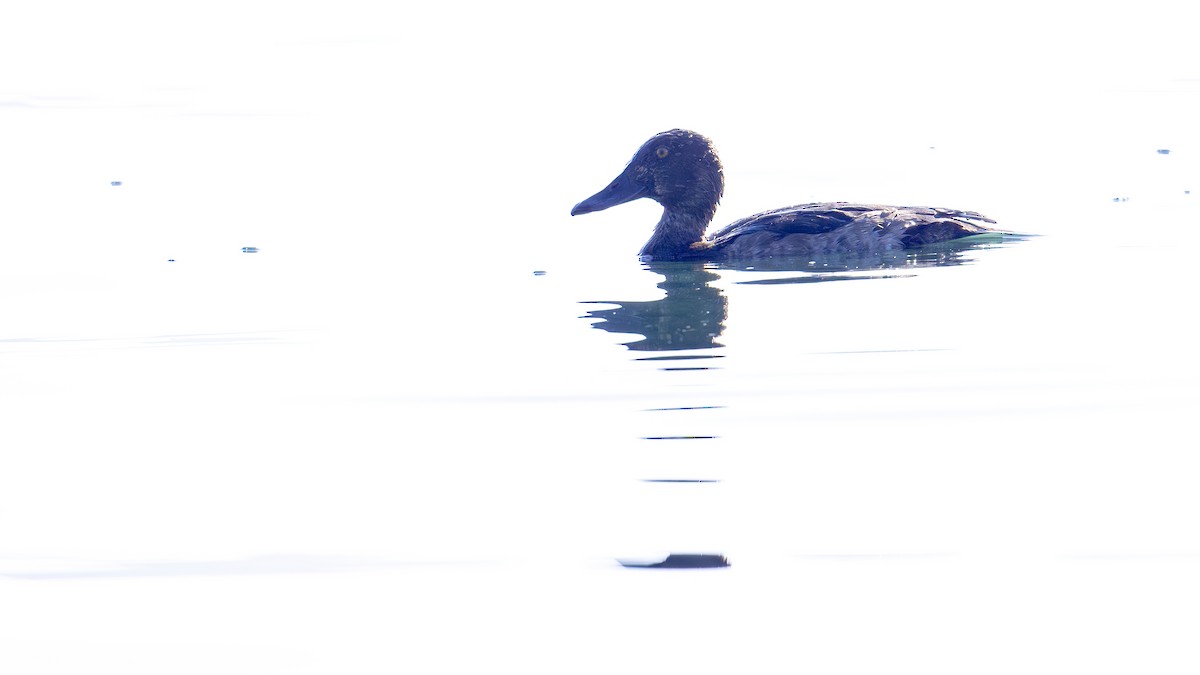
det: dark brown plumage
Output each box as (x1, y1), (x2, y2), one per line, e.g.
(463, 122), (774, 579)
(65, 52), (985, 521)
(571, 130), (998, 261)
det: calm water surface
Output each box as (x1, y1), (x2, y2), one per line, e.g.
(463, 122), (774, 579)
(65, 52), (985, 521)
(3, 145), (1198, 674)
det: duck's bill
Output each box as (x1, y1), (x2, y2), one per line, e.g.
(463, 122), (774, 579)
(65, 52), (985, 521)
(570, 167), (648, 216)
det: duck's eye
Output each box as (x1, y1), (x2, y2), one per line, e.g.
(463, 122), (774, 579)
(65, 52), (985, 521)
(655, 147), (669, 159)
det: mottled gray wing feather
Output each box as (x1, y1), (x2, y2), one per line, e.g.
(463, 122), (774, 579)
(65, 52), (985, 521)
(708, 202), (996, 246)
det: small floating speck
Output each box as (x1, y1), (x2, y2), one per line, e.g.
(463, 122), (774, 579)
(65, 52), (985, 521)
(167, 259), (175, 262)
(1157, 149), (1171, 155)
(241, 246), (259, 253)
(110, 181), (122, 186)
(1112, 197), (1129, 202)
(532, 270), (546, 276)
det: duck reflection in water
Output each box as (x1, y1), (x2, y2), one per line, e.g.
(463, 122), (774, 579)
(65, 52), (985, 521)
(583, 240), (1016, 352)
(583, 263), (726, 352)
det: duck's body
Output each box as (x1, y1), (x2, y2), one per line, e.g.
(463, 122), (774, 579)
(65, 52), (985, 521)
(571, 129), (998, 262)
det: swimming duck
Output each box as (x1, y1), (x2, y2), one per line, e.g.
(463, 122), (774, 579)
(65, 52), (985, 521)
(571, 129), (998, 261)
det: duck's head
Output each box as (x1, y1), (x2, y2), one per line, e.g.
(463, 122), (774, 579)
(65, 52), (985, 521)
(571, 129), (724, 223)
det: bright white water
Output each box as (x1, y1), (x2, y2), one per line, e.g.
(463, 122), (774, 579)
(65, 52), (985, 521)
(2, 2), (1199, 672)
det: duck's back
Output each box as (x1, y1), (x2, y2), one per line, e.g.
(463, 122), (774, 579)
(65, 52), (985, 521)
(707, 202), (997, 259)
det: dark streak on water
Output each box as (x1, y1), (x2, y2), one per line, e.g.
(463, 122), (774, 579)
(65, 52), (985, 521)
(643, 405), (726, 412)
(636, 354), (725, 361)
(736, 273), (917, 285)
(619, 554), (731, 569)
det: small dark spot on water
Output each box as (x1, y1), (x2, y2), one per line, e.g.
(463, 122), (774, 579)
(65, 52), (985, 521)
(1112, 197), (1129, 202)
(532, 270), (546, 276)
(110, 181), (122, 186)
(619, 553), (730, 569)
(642, 435), (716, 440)
(167, 259), (175, 262)
(642, 479), (721, 483)
(241, 246), (259, 253)
(1157, 149), (1171, 155)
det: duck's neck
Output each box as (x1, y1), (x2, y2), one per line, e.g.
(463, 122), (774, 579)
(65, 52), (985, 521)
(638, 206), (714, 261)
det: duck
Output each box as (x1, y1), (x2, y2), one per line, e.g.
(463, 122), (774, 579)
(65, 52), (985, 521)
(570, 129), (999, 261)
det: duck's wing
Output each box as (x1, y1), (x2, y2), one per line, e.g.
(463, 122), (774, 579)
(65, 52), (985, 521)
(706, 202), (996, 247)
